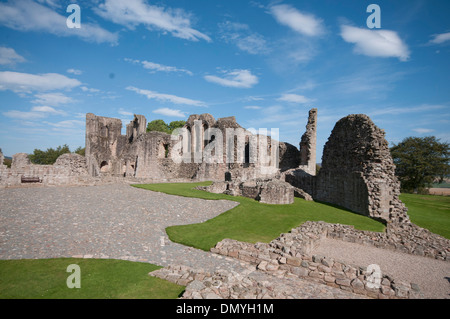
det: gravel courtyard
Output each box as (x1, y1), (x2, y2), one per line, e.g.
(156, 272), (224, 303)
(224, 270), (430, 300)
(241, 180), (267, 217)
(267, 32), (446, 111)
(1, 183), (448, 299)
(0, 183), (243, 271)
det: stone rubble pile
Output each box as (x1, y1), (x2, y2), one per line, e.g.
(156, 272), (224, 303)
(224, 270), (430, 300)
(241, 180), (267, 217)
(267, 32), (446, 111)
(196, 178), (295, 204)
(149, 264), (367, 299)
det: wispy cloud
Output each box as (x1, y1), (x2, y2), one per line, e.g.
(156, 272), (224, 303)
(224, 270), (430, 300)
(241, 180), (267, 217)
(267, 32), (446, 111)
(412, 128), (434, 134)
(328, 65), (407, 99)
(80, 86), (101, 93)
(0, 46), (26, 65)
(204, 69), (258, 88)
(428, 32), (450, 45)
(269, 4), (324, 37)
(3, 109), (47, 120)
(124, 58), (193, 75)
(218, 21), (270, 55)
(118, 108), (134, 117)
(32, 92), (75, 106)
(43, 120), (85, 130)
(0, 71), (81, 93)
(153, 107), (187, 118)
(0, 0), (118, 44)
(340, 25), (410, 61)
(31, 105), (66, 115)
(95, 0), (210, 42)
(369, 104), (446, 116)
(277, 94), (316, 104)
(67, 68), (82, 75)
(127, 86), (206, 106)
(244, 105), (262, 110)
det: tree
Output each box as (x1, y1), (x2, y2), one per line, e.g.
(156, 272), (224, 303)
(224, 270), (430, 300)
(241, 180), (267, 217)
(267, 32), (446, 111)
(74, 146), (85, 156)
(28, 145), (85, 165)
(146, 119), (186, 134)
(29, 144), (71, 165)
(390, 136), (449, 191)
(146, 119), (170, 134)
(168, 120), (186, 132)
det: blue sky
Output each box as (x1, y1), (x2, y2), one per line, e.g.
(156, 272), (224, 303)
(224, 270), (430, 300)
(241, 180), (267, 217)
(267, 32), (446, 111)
(0, 0), (449, 162)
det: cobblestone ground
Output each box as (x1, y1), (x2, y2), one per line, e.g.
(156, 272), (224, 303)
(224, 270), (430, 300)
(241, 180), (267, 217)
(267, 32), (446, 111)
(0, 184), (365, 299)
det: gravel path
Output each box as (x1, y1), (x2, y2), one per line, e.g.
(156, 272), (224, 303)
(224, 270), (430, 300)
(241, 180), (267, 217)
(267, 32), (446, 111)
(0, 184), (244, 271)
(0, 183), (365, 299)
(313, 238), (450, 299)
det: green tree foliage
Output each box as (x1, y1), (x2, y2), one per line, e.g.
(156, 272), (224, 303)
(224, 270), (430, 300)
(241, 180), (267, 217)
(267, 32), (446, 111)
(29, 144), (71, 165)
(29, 145), (85, 165)
(168, 120), (186, 132)
(146, 119), (170, 134)
(74, 146), (85, 156)
(146, 119), (186, 134)
(390, 136), (449, 191)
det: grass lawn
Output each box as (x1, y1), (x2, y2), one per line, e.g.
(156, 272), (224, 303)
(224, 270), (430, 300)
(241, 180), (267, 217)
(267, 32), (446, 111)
(133, 182), (385, 251)
(0, 258), (184, 299)
(400, 193), (450, 239)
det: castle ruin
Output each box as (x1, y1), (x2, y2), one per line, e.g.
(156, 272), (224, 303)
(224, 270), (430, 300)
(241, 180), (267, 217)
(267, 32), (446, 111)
(1, 108), (410, 224)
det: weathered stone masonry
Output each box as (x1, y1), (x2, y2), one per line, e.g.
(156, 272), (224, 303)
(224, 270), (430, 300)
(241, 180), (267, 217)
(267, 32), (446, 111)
(285, 113), (409, 225)
(85, 112), (301, 183)
(0, 151), (91, 187)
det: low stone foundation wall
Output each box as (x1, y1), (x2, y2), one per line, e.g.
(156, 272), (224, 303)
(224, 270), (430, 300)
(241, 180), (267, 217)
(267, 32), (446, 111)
(149, 264), (367, 299)
(208, 220), (450, 299)
(197, 179), (294, 204)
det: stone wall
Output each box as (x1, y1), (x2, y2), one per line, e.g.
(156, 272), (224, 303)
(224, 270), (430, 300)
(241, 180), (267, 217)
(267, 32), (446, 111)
(316, 114), (409, 224)
(285, 114), (410, 225)
(209, 221), (439, 299)
(85, 112), (300, 183)
(298, 108), (317, 175)
(0, 152), (92, 187)
(197, 179), (295, 204)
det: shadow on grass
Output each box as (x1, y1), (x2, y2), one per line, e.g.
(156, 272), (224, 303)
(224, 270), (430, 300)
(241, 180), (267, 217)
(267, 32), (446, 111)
(314, 199), (388, 228)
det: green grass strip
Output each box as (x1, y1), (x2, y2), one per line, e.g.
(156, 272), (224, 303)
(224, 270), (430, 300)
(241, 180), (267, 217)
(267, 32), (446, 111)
(400, 193), (450, 239)
(0, 258), (184, 299)
(133, 182), (385, 251)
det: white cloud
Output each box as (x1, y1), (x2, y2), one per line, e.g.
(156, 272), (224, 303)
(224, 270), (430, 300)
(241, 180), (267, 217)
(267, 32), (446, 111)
(45, 119), (84, 128)
(246, 96), (264, 101)
(369, 104), (446, 116)
(270, 4), (324, 37)
(80, 86), (101, 93)
(429, 32), (450, 45)
(32, 92), (74, 106)
(153, 107), (187, 118)
(142, 61), (193, 75)
(2, 110), (46, 120)
(3, 105), (66, 121)
(0, 0), (118, 44)
(67, 69), (82, 75)
(0, 47), (26, 65)
(219, 21), (269, 55)
(0, 71), (81, 93)
(412, 128), (434, 134)
(127, 86), (206, 106)
(204, 69), (258, 88)
(31, 105), (66, 115)
(277, 94), (315, 104)
(36, 0), (60, 8)
(340, 25), (410, 61)
(118, 108), (134, 116)
(95, 0), (210, 42)
(244, 105), (262, 110)
(125, 58), (193, 75)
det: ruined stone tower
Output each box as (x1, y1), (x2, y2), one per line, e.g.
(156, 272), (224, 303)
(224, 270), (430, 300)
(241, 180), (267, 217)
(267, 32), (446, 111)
(315, 114), (409, 224)
(298, 108), (317, 176)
